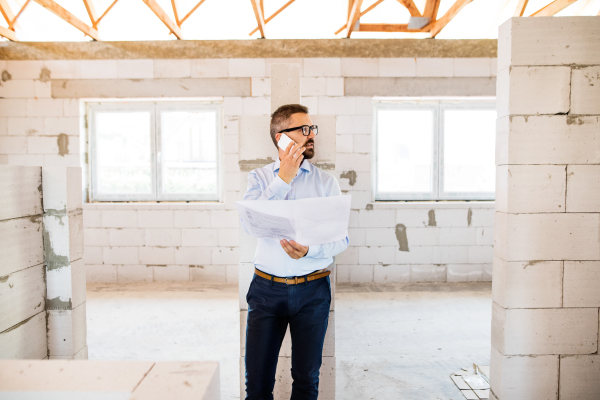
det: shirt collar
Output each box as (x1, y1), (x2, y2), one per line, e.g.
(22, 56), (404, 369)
(273, 158), (312, 174)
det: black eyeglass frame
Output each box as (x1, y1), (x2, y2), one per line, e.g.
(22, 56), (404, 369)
(278, 125), (319, 136)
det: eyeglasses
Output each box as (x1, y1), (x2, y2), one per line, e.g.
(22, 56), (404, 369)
(279, 125), (318, 136)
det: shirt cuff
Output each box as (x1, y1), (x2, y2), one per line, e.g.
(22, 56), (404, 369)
(305, 245), (320, 258)
(269, 175), (292, 199)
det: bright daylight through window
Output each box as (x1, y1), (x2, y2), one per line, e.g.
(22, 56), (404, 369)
(375, 100), (496, 201)
(88, 102), (221, 201)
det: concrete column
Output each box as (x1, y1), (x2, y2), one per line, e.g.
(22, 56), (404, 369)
(42, 167), (87, 359)
(491, 17), (600, 400)
(238, 64), (337, 399)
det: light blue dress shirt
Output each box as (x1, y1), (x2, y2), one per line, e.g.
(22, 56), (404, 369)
(242, 158), (350, 277)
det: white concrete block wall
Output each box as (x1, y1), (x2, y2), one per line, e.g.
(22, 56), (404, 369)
(491, 17), (600, 400)
(0, 55), (498, 284)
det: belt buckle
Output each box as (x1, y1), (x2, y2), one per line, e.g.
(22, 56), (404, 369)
(285, 277), (298, 285)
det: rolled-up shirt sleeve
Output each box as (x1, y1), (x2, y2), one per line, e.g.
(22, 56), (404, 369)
(244, 171), (291, 201)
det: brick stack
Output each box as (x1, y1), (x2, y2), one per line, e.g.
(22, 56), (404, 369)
(491, 17), (600, 399)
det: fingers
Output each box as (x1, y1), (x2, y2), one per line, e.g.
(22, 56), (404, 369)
(280, 240), (303, 259)
(285, 141), (294, 154)
(289, 240), (307, 253)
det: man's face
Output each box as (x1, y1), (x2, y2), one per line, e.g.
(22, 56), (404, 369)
(277, 113), (316, 160)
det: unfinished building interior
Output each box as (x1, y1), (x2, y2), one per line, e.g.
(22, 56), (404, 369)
(1, 0), (600, 399)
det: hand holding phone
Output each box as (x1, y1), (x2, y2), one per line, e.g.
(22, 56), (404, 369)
(277, 133), (305, 184)
(277, 133), (295, 151)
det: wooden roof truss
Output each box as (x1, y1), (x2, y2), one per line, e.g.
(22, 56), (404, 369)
(0, 0), (591, 42)
(337, 0), (588, 38)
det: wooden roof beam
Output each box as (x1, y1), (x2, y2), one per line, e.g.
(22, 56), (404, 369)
(0, 0), (16, 25)
(335, 0), (384, 35)
(33, 0), (100, 40)
(396, 0), (422, 17)
(345, 0), (363, 38)
(249, 0), (296, 36)
(426, 0), (474, 38)
(531, 0), (579, 16)
(0, 23), (17, 41)
(83, 0), (99, 26)
(93, 0), (119, 28)
(358, 23), (427, 32)
(514, 0), (529, 16)
(250, 0), (266, 38)
(178, 0), (207, 25)
(423, 0), (441, 19)
(140, 0), (183, 38)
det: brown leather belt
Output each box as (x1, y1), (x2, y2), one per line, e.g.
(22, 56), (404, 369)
(254, 268), (330, 285)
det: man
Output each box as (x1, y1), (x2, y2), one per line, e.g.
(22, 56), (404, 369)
(241, 104), (349, 400)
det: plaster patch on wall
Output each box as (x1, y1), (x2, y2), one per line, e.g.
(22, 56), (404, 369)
(0, 275), (8, 283)
(467, 208), (473, 227)
(39, 67), (51, 82)
(1, 70), (11, 81)
(428, 210), (436, 227)
(566, 116), (585, 125)
(523, 260), (543, 269)
(46, 296), (72, 310)
(43, 207), (70, 271)
(57, 134), (69, 156)
(340, 170), (357, 186)
(395, 223), (409, 252)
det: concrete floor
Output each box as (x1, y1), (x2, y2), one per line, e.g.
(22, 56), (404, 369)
(87, 282), (492, 400)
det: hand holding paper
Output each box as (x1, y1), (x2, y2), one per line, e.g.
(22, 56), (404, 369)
(236, 195), (351, 246)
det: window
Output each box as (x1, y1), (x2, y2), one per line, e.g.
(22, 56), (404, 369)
(88, 101), (222, 201)
(374, 100), (496, 201)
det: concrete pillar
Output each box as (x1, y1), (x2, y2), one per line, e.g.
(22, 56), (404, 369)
(491, 17), (600, 400)
(42, 167), (87, 359)
(238, 64), (337, 399)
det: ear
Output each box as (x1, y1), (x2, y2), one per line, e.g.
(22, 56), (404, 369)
(275, 132), (282, 143)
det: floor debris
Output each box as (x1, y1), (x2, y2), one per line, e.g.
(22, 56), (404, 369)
(450, 364), (490, 400)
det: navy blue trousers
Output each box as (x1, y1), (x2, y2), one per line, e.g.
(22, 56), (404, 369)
(244, 272), (331, 400)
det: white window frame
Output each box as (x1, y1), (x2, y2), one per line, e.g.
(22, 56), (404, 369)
(88, 101), (223, 202)
(373, 99), (496, 201)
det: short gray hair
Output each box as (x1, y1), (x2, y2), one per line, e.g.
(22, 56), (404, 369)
(269, 104), (309, 148)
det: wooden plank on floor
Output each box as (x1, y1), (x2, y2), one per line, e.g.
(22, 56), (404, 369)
(0, 264), (45, 333)
(131, 361), (220, 400)
(0, 311), (47, 359)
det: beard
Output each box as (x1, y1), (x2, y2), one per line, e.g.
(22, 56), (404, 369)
(303, 139), (315, 159)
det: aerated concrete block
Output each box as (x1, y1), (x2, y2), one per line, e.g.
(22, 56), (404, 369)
(271, 64), (301, 113)
(0, 311), (47, 359)
(496, 116), (600, 165)
(498, 17), (600, 70)
(571, 66), (600, 115)
(496, 66), (571, 118)
(495, 165), (566, 213)
(492, 302), (598, 355)
(0, 215), (44, 277)
(0, 265), (46, 333)
(490, 346), (558, 400)
(559, 355), (600, 400)
(47, 302), (87, 358)
(492, 258), (563, 309)
(563, 261), (600, 307)
(494, 212), (600, 261)
(566, 165), (600, 212)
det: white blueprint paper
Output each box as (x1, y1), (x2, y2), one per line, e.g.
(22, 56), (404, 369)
(236, 195), (351, 246)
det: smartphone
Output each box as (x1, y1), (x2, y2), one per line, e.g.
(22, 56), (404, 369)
(277, 133), (296, 151)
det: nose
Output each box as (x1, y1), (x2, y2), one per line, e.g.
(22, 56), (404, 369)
(307, 131), (316, 140)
